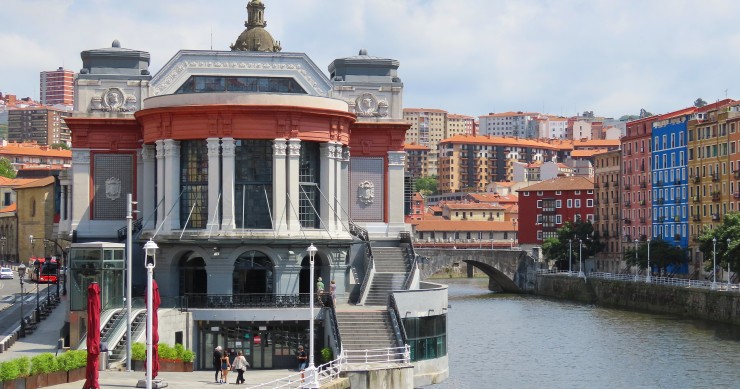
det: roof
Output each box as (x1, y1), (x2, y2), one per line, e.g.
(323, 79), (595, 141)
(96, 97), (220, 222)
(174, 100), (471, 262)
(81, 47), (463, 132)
(0, 142), (71, 159)
(467, 193), (518, 203)
(14, 176), (55, 190)
(479, 111), (538, 118)
(0, 203), (16, 213)
(440, 134), (559, 150)
(412, 220), (517, 232)
(0, 177), (41, 187)
(444, 202), (506, 210)
(403, 108), (448, 114)
(404, 143), (430, 151)
(571, 149), (609, 158)
(518, 176), (594, 192)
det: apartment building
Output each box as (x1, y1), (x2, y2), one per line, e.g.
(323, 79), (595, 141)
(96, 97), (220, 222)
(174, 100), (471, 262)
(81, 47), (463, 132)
(7, 107), (71, 146)
(40, 67), (75, 107)
(593, 149), (622, 272)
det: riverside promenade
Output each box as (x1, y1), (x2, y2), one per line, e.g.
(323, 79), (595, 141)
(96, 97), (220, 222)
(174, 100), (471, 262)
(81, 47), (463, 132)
(0, 295), (318, 388)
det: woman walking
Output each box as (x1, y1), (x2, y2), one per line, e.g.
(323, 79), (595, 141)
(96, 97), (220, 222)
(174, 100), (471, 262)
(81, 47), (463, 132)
(220, 350), (231, 384)
(232, 351), (249, 384)
(329, 279), (337, 307)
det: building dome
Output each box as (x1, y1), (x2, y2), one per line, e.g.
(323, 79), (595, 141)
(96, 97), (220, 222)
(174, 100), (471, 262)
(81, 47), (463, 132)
(230, 0), (281, 52)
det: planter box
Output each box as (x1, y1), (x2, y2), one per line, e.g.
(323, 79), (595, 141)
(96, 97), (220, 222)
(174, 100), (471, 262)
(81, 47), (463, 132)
(67, 367), (85, 383)
(46, 371), (66, 387)
(133, 360), (193, 373)
(2, 378), (25, 389)
(26, 374), (47, 389)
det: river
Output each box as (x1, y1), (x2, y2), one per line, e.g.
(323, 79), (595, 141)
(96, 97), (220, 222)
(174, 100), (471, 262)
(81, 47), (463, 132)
(432, 278), (740, 389)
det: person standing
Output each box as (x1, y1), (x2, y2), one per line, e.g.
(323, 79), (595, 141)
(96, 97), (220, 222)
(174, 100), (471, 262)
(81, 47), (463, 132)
(329, 279), (337, 307)
(213, 346), (223, 383)
(220, 351), (231, 384)
(296, 345), (307, 371)
(232, 351), (249, 384)
(316, 277), (325, 304)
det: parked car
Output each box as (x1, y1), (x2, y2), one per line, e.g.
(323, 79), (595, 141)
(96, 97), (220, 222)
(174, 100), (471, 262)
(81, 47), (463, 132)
(0, 267), (13, 279)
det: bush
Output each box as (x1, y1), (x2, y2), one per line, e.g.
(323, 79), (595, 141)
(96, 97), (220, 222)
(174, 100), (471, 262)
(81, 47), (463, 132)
(174, 343), (185, 361)
(181, 349), (195, 363)
(132, 342), (146, 361)
(56, 350), (87, 372)
(158, 344), (177, 361)
(320, 347), (333, 363)
(0, 360), (20, 382)
(30, 353), (59, 375)
(16, 357), (31, 377)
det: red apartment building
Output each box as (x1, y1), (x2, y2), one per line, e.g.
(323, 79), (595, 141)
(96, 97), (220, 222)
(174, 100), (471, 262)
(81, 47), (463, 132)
(622, 116), (655, 242)
(40, 67), (75, 107)
(517, 176), (595, 245)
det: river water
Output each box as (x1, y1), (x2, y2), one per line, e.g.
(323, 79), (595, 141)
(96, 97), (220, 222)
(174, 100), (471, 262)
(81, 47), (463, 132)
(432, 278), (740, 389)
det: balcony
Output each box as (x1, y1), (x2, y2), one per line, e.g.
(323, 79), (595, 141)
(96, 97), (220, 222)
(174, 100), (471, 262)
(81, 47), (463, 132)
(640, 182), (647, 189)
(693, 234), (701, 242)
(692, 195), (700, 203)
(625, 183), (631, 190)
(640, 217), (646, 224)
(657, 198), (664, 205)
(712, 173), (720, 182)
(594, 200), (600, 206)
(602, 230), (610, 238)
(712, 213), (721, 221)
(658, 216), (665, 223)
(674, 216), (680, 222)
(693, 214), (701, 221)
(625, 200), (631, 207)
(594, 215), (600, 222)
(674, 234), (681, 241)
(675, 197), (682, 204)
(735, 170), (740, 179)
(603, 214), (610, 221)
(639, 199), (646, 206)
(712, 192), (721, 202)
(693, 176), (701, 184)
(624, 218), (632, 225)
(735, 192), (740, 199)
(627, 167), (633, 174)
(655, 180), (663, 187)
(673, 179), (681, 185)
(624, 234), (632, 242)
(640, 234), (647, 241)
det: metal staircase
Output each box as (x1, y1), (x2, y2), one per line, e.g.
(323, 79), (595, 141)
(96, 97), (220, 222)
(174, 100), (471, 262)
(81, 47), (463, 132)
(362, 246), (410, 306)
(110, 310), (147, 362)
(335, 310), (397, 361)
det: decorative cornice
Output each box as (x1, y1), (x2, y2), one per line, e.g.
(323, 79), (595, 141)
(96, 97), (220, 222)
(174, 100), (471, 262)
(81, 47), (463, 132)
(155, 140), (165, 159)
(141, 144), (155, 161)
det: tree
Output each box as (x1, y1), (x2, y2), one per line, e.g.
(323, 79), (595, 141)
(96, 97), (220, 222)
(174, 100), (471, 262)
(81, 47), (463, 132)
(623, 238), (685, 275)
(541, 220), (604, 270)
(0, 157), (16, 179)
(582, 111), (594, 118)
(639, 108), (653, 118)
(697, 212), (740, 277)
(694, 98), (708, 108)
(415, 176), (438, 196)
(50, 142), (70, 150)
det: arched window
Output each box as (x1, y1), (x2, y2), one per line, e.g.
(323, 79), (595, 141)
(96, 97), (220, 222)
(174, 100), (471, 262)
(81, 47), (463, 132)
(233, 250), (273, 294)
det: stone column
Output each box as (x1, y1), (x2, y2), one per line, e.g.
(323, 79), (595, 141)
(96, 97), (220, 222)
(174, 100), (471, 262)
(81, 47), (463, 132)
(333, 143), (344, 233)
(70, 150), (90, 232)
(141, 144), (156, 230)
(272, 139), (288, 233)
(163, 139), (181, 231)
(340, 147), (350, 229)
(155, 140), (165, 229)
(387, 151), (406, 227)
(319, 143), (336, 234)
(206, 138), (221, 231)
(287, 138), (302, 232)
(221, 138), (236, 230)
(60, 184), (67, 222)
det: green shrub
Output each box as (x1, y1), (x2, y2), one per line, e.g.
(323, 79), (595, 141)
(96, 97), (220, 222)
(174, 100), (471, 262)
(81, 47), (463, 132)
(16, 357), (31, 377)
(174, 343), (185, 361)
(56, 350), (86, 372)
(0, 360), (20, 382)
(320, 347), (333, 363)
(30, 353), (59, 375)
(158, 343), (177, 361)
(132, 342), (146, 361)
(181, 349), (195, 363)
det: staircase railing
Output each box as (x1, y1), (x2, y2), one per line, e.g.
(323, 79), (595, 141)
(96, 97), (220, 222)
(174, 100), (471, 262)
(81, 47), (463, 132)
(349, 221), (369, 242)
(387, 294), (408, 350)
(116, 217), (143, 241)
(400, 232), (421, 291)
(357, 242), (375, 306)
(326, 306), (343, 360)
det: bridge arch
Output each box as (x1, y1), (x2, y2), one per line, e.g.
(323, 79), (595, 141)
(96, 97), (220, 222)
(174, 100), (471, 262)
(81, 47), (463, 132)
(463, 260), (520, 293)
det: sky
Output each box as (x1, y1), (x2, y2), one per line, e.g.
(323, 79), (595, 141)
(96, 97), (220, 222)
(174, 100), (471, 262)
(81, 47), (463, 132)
(3, 0), (740, 119)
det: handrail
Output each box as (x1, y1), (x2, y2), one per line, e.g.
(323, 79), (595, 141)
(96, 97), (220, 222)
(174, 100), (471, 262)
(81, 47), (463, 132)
(116, 217), (143, 241)
(387, 294), (408, 349)
(537, 269), (740, 291)
(327, 306), (343, 359)
(246, 351), (346, 389)
(357, 242), (375, 306)
(400, 232), (420, 291)
(182, 293), (310, 310)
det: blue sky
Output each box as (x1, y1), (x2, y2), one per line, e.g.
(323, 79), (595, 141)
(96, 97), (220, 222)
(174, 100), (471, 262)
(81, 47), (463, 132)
(3, 0), (740, 119)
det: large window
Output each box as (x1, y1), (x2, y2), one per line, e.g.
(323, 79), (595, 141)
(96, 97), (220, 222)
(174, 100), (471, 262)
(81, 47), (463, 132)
(299, 142), (320, 228)
(175, 76), (307, 94)
(235, 140), (273, 229)
(180, 141), (209, 229)
(403, 315), (447, 362)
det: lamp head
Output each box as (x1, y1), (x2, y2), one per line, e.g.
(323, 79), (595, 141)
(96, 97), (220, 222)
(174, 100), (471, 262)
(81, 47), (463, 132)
(307, 243), (317, 261)
(713, 237), (717, 243)
(18, 263), (26, 277)
(143, 239), (158, 268)
(29, 235), (33, 244)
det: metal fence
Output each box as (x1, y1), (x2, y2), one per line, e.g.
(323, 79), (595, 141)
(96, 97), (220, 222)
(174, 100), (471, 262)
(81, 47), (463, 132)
(537, 269), (740, 291)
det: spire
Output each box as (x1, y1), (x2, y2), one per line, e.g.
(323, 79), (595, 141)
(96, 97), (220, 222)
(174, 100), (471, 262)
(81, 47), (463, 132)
(231, 0), (281, 52)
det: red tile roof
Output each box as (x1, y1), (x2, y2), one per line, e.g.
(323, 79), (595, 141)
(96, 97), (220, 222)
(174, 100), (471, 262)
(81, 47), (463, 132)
(412, 220), (516, 232)
(518, 176), (594, 192)
(0, 203), (16, 213)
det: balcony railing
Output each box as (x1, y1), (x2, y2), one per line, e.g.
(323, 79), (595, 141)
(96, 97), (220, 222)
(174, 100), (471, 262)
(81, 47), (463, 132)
(624, 218), (632, 224)
(712, 214), (721, 221)
(673, 179), (681, 185)
(693, 176), (701, 184)
(712, 193), (721, 201)
(182, 293), (311, 310)
(640, 182), (647, 189)
(658, 216), (665, 222)
(640, 217), (646, 224)
(657, 198), (664, 205)
(735, 170), (740, 179)
(602, 181), (609, 188)
(712, 173), (720, 182)
(625, 200), (631, 207)
(735, 192), (740, 199)
(693, 214), (701, 221)
(603, 214), (610, 221)
(624, 235), (632, 242)
(594, 215), (600, 222)
(692, 195), (700, 203)
(674, 234), (681, 241)
(655, 180), (663, 187)
(673, 216), (680, 222)
(624, 183), (631, 190)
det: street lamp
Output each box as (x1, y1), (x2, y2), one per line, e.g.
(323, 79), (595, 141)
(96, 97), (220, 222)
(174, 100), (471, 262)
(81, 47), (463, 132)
(510, 238), (514, 250)
(646, 239), (651, 283)
(0, 235), (5, 267)
(143, 239), (158, 389)
(578, 239), (584, 278)
(726, 238), (731, 290)
(712, 237), (717, 290)
(568, 239), (572, 275)
(305, 243), (319, 389)
(29, 235), (40, 321)
(634, 239), (639, 281)
(18, 264), (26, 337)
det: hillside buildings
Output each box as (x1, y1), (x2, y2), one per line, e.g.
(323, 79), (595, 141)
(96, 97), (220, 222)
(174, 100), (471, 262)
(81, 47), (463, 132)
(7, 107), (71, 146)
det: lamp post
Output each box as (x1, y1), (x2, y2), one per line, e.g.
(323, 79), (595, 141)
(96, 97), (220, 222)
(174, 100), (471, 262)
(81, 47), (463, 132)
(29, 235), (40, 321)
(143, 239), (158, 389)
(305, 243), (319, 389)
(510, 238), (514, 250)
(578, 239), (584, 277)
(634, 239), (638, 281)
(646, 239), (651, 283)
(727, 238), (731, 290)
(18, 264), (26, 337)
(712, 237), (717, 290)
(0, 235), (5, 267)
(126, 193), (136, 372)
(41, 238), (66, 299)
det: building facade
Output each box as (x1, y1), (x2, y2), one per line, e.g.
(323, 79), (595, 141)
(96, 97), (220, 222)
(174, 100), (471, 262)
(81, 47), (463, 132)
(40, 67), (75, 107)
(593, 150), (622, 272)
(7, 107), (71, 146)
(621, 116), (654, 244)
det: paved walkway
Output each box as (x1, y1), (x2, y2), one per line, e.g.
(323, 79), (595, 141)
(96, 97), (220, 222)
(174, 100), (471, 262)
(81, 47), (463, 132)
(0, 292), (67, 362)
(46, 369), (305, 388)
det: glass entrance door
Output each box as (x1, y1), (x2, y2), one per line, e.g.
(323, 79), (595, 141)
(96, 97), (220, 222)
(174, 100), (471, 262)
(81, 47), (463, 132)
(252, 330), (273, 369)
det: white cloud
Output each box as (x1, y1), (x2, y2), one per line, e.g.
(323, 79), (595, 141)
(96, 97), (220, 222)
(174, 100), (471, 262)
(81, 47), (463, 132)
(3, 0), (740, 119)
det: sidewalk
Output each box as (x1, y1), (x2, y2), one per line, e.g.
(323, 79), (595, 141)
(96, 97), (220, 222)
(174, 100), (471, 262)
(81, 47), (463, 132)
(46, 369), (304, 388)
(0, 292), (67, 362)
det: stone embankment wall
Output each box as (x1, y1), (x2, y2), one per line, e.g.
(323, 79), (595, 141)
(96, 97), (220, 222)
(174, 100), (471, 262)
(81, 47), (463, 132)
(536, 275), (740, 325)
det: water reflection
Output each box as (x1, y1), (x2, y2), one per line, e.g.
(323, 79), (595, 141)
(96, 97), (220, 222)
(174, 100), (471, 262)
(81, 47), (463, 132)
(432, 278), (740, 389)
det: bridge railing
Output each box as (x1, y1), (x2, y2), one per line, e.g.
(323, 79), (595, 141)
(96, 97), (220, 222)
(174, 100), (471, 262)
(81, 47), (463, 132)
(538, 269), (740, 291)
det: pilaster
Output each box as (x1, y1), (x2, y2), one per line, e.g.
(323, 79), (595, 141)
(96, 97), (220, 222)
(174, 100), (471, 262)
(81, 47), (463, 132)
(387, 150), (407, 227)
(221, 138), (236, 230)
(70, 150), (91, 232)
(340, 147), (350, 229)
(155, 140), (165, 229)
(163, 139), (181, 231)
(141, 144), (156, 230)
(206, 138), (221, 231)
(287, 138), (302, 232)
(272, 139), (288, 233)
(320, 142), (338, 233)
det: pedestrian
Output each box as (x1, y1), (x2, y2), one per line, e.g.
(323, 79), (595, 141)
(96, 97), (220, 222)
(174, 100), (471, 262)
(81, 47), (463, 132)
(296, 345), (307, 371)
(213, 346), (223, 383)
(220, 351), (231, 384)
(228, 348), (237, 366)
(329, 279), (337, 307)
(316, 277), (325, 303)
(232, 350), (249, 384)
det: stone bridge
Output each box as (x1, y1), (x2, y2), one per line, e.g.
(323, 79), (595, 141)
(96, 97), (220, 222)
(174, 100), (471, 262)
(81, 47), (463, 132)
(415, 248), (540, 293)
